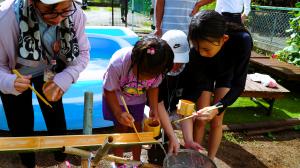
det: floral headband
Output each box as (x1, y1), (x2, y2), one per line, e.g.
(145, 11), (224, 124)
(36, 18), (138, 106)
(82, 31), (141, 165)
(147, 47), (155, 55)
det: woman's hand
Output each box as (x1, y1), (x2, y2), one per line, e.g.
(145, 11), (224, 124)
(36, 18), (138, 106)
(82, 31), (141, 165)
(42, 81), (64, 102)
(116, 112), (134, 127)
(190, 2), (201, 16)
(190, 6), (200, 16)
(168, 136), (180, 154)
(154, 28), (162, 37)
(195, 105), (218, 121)
(14, 75), (31, 93)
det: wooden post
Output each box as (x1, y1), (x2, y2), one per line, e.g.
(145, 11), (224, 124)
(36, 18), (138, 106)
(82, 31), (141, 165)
(83, 92), (93, 135)
(83, 92), (93, 168)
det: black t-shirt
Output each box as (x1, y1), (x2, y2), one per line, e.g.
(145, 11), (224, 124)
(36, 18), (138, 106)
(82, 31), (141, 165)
(158, 73), (185, 113)
(182, 31), (253, 108)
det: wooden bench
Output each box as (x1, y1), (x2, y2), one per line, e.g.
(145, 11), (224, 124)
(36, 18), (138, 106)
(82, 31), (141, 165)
(250, 51), (300, 81)
(241, 75), (290, 115)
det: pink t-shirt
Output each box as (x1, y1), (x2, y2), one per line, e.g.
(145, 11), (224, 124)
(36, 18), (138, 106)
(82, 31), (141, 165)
(103, 47), (162, 105)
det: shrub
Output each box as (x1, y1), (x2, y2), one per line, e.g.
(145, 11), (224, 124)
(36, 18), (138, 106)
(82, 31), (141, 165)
(275, 2), (300, 66)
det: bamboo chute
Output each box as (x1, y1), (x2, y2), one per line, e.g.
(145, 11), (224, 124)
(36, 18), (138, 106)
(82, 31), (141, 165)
(0, 132), (156, 153)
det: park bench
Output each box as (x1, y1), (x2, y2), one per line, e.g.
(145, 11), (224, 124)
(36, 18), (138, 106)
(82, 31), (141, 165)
(250, 51), (300, 81)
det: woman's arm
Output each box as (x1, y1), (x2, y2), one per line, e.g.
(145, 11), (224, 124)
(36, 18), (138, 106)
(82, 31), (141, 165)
(154, 0), (165, 37)
(53, 5), (90, 92)
(191, 0), (215, 16)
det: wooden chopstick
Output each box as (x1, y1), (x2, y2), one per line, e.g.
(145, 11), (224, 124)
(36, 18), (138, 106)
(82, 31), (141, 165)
(12, 69), (53, 109)
(172, 105), (223, 124)
(119, 95), (141, 141)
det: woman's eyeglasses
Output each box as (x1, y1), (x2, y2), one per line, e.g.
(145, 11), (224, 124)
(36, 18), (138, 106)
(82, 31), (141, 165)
(38, 2), (77, 19)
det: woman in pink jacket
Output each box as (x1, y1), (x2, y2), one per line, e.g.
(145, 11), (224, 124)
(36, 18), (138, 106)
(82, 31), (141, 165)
(0, 0), (90, 167)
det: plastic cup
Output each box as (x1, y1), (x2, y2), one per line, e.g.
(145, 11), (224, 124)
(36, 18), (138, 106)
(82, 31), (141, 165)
(143, 118), (161, 137)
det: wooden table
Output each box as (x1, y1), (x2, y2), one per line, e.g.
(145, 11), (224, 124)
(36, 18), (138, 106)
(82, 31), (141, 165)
(241, 76), (290, 115)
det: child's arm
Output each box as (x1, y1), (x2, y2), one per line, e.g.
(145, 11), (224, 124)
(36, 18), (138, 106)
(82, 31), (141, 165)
(147, 87), (159, 120)
(181, 118), (203, 151)
(158, 101), (180, 154)
(103, 89), (134, 127)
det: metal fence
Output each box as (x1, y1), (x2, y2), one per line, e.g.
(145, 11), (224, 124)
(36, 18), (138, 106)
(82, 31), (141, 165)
(247, 5), (300, 52)
(84, 2), (299, 51)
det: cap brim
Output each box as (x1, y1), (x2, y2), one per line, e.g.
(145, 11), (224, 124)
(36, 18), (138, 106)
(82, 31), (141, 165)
(174, 51), (189, 63)
(40, 0), (68, 5)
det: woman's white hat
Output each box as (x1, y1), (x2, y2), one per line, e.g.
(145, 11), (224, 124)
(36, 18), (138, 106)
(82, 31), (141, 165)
(40, 0), (70, 5)
(162, 30), (190, 63)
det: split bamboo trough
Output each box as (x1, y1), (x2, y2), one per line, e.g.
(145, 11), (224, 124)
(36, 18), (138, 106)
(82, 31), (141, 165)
(0, 132), (156, 153)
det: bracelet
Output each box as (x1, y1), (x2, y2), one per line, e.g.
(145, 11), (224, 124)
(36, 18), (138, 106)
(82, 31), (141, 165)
(214, 102), (225, 115)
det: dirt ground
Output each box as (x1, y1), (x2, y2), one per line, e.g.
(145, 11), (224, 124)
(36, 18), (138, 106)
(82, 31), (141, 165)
(0, 129), (300, 168)
(210, 130), (300, 168)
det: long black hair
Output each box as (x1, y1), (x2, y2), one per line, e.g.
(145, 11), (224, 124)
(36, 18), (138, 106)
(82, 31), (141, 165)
(188, 10), (251, 45)
(129, 35), (174, 78)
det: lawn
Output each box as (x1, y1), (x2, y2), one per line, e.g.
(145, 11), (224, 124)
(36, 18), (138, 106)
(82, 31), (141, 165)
(224, 92), (300, 124)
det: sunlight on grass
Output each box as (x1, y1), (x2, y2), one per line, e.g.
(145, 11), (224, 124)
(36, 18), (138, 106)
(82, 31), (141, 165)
(104, 7), (113, 12)
(85, 6), (101, 11)
(223, 132), (244, 144)
(201, 2), (216, 10)
(224, 93), (300, 124)
(143, 21), (152, 27)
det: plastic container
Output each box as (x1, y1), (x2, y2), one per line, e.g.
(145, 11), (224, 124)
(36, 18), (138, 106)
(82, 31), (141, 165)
(143, 118), (161, 137)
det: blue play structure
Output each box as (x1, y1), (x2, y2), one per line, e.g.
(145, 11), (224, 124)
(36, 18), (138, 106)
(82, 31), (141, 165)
(0, 27), (139, 131)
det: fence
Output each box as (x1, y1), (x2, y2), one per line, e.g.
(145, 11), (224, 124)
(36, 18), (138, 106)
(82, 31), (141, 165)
(247, 5), (300, 52)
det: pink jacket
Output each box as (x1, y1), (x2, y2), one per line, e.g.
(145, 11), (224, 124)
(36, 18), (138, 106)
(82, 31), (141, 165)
(0, 0), (90, 95)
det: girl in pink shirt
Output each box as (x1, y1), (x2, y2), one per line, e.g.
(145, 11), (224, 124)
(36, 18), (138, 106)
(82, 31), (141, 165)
(102, 36), (174, 164)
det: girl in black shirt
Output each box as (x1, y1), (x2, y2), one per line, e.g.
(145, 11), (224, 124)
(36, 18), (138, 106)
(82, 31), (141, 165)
(181, 10), (252, 159)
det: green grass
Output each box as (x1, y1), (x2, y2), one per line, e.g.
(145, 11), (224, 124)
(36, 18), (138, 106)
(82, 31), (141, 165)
(142, 21), (152, 27)
(224, 92), (300, 124)
(200, 2), (216, 10)
(85, 6), (101, 11)
(223, 132), (244, 144)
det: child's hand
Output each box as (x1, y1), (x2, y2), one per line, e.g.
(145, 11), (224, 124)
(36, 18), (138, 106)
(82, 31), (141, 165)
(184, 141), (204, 151)
(168, 136), (180, 155)
(195, 106), (218, 121)
(149, 109), (159, 121)
(117, 112), (134, 127)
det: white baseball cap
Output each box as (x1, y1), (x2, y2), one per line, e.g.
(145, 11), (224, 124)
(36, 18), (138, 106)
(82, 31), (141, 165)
(40, 0), (70, 5)
(162, 30), (189, 63)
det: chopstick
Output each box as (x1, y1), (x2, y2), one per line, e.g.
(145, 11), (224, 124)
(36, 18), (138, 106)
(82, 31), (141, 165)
(119, 95), (141, 141)
(12, 69), (53, 109)
(172, 105), (223, 124)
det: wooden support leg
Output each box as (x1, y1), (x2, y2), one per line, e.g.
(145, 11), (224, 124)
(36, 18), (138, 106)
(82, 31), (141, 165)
(265, 98), (275, 116)
(250, 97), (275, 115)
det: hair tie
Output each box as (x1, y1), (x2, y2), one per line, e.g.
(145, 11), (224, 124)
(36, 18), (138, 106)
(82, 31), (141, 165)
(147, 47), (155, 55)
